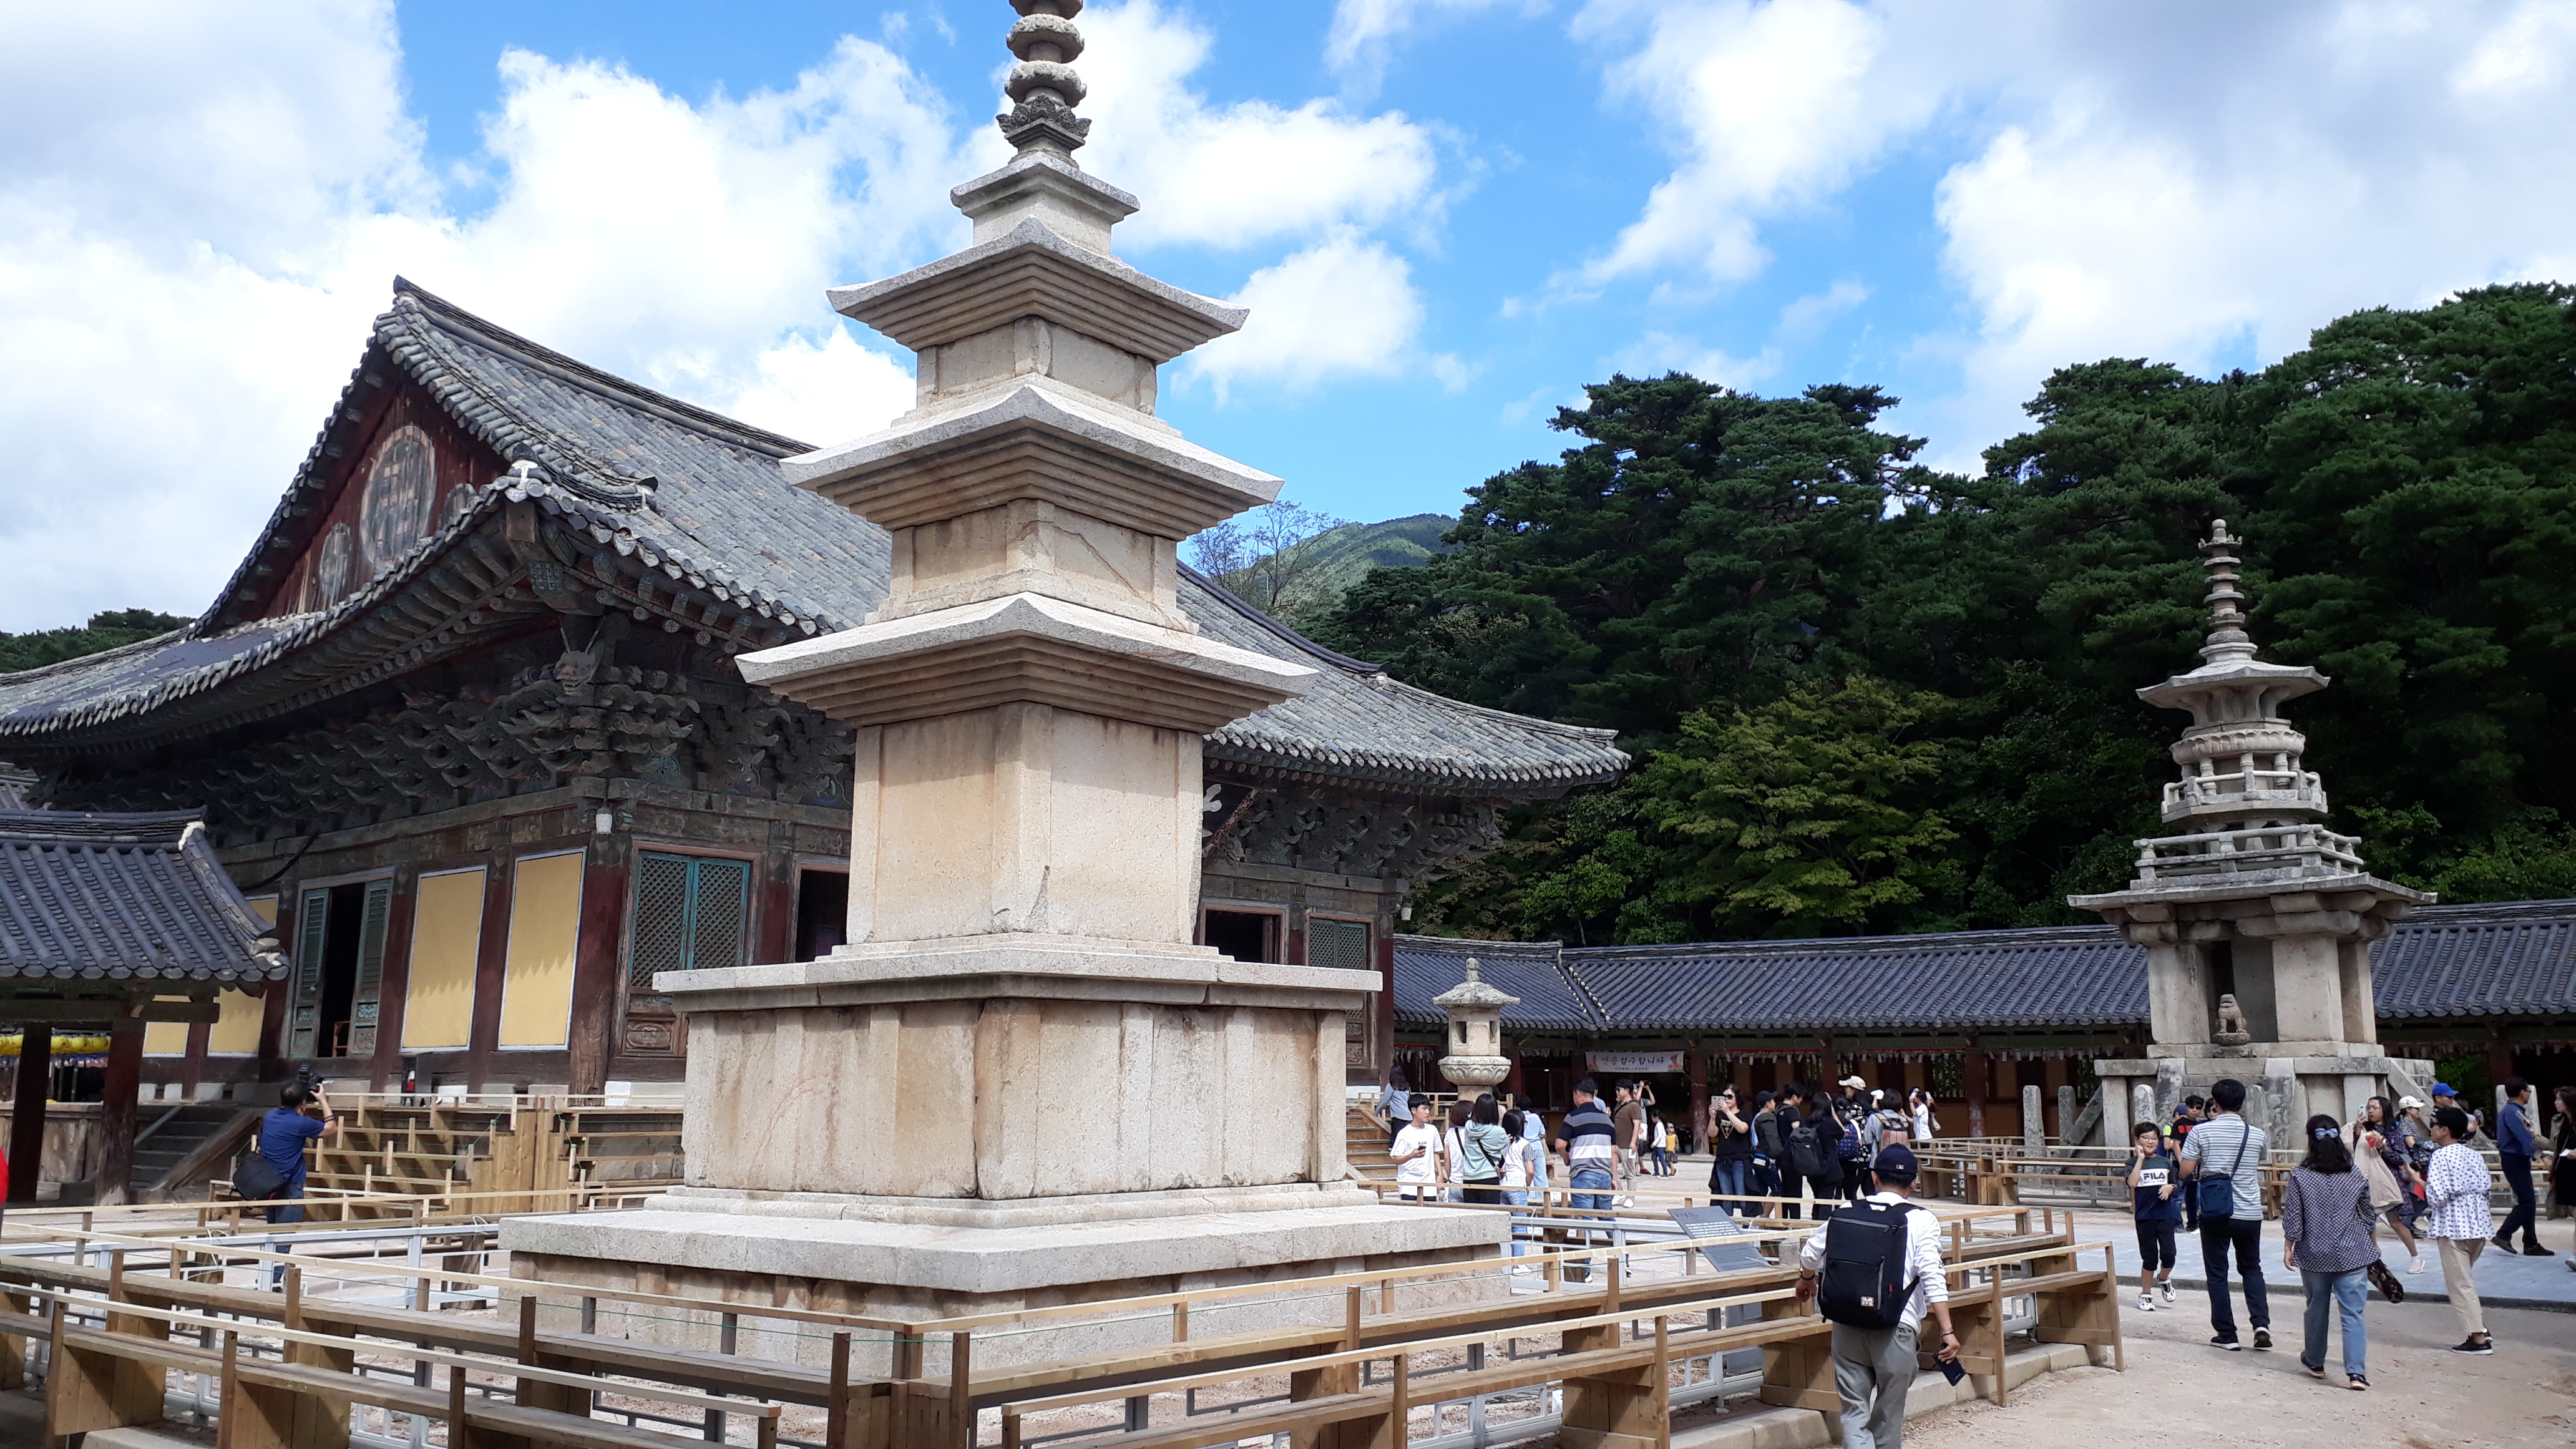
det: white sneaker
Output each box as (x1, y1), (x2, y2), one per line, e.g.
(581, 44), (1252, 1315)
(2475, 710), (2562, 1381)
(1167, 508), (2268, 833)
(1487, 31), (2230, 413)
(2157, 1282), (2176, 1307)
(2407, 1255), (2427, 1275)
(2137, 1291), (2154, 1312)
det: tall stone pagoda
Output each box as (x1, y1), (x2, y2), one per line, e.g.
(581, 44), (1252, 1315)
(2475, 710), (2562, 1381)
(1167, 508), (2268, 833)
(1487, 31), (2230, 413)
(2076, 522), (2433, 1139)
(505, 0), (1500, 1362)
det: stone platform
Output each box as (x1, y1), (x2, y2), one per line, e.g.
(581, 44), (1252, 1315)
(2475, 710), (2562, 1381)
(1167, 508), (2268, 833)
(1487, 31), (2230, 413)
(505, 1194), (1507, 1369)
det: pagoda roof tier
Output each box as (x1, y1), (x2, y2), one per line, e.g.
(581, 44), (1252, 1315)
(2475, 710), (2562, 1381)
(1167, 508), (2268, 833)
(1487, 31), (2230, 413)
(738, 592), (1312, 733)
(0, 808), (287, 985)
(783, 381), (1280, 537)
(828, 218), (1246, 364)
(0, 282), (1625, 799)
(2138, 655), (2328, 715)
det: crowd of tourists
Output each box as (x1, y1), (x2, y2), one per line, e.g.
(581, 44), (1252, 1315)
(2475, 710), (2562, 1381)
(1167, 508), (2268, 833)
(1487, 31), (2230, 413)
(2134, 1075), (2574, 1392)
(1380, 1066), (2573, 1448)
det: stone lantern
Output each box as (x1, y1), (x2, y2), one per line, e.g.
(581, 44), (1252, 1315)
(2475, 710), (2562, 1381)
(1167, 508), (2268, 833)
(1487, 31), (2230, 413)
(1433, 957), (1518, 1090)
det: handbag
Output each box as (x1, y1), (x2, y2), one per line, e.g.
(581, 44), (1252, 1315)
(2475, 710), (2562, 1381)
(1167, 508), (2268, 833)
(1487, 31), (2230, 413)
(2195, 1123), (2253, 1219)
(232, 1153), (287, 1202)
(2365, 1259), (2405, 1304)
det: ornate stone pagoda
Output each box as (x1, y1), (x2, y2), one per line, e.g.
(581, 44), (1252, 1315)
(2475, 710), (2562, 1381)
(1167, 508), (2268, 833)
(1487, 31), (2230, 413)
(2073, 521), (2433, 1137)
(500, 0), (1506, 1363)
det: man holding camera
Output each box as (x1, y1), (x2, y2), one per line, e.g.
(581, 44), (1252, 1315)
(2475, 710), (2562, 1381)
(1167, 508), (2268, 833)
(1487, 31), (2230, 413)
(256, 1081), (338, 1224)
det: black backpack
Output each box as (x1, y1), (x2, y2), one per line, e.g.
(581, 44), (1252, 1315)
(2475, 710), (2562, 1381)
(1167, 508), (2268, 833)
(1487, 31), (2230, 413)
(1817, 1198), (1922, 1330)
(1788, 1114), (1840, 1184)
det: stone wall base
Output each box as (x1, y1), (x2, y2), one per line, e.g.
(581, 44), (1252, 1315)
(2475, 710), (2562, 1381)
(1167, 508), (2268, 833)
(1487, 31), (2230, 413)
(505, 1199), (1506, 1370)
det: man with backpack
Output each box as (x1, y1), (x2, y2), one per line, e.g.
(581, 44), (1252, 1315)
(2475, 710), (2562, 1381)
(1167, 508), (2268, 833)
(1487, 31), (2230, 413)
(1779, 1083), (1842, 1219)
(2178, 1077), (2272, 1350)
(1797, 1144), (1959, 1449)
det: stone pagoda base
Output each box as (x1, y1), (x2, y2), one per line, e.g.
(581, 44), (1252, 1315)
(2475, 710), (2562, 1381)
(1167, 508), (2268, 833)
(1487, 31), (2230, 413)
(506, 1192), (1505, 1370)
(2098, 1044), (2434, 1146)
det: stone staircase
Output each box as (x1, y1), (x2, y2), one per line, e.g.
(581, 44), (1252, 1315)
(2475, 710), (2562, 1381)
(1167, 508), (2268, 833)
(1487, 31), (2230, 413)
(129, 1103), (260, 1202)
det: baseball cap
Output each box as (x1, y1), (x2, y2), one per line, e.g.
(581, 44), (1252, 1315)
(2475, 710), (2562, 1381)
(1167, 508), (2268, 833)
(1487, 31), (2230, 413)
(2430, 1083), (2457, 1098)
(1839, 1075), (1865, 1090)
(1871, 1144), (1920, 1182)
(2396, 1095), (2424, 1110)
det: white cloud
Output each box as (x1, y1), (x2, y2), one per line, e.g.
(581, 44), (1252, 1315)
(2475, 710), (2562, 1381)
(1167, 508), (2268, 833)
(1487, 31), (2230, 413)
(0, 11), (965, 630)
(1325, 0), (1538, 93)
(1568, 0), (1954, 288)
(1568, 1), (2576, 465)
(1778, 278), (1871, 339)
(1606, 331), (1782, 389)
(1186, 234), (1425, 398)
(1075, 1), (1445, 251)
(716, 326), (919, 447)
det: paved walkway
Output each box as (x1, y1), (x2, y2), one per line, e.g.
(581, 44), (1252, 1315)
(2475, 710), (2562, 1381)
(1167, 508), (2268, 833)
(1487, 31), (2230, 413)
(2049, 1203), (2576, 1313)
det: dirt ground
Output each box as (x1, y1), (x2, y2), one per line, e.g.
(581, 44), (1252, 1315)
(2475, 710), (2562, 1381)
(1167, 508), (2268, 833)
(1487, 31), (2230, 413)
(1907, 1294), (2576, 1449)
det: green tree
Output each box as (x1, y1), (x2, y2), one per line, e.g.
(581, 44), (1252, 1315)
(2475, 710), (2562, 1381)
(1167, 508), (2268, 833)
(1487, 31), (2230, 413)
(0, 609), (193, 674)
(1634, 677), (1958, 939)
(1312, 375), (1941, 745)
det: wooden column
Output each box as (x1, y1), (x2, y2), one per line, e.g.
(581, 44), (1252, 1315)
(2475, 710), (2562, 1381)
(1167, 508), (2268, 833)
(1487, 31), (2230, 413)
(1375, 929), (1398, 1082)
(1687, 1045), (1710, 1155)
(96, 1021), (145, 1207)
(7, 1026), (51, 1203)
(255, 980), (289, 1085)
(368, 870), (419, 1092)
(465, 848), (517, 1095)
(567, 842), (632, 1096)
(179, 1019), (211, 1100)
(1963, 1042), (1988, 1139)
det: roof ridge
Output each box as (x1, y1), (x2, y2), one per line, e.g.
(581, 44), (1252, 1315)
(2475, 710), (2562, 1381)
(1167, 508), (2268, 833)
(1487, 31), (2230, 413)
(390, 278), (816, 459)
(1177, 560), (1386, 675)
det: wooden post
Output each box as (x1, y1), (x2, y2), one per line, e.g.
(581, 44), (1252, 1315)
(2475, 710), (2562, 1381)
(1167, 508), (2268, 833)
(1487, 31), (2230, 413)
(825, 1330), (851, 1449)
(1963, 1044), (1988, 1139)
(1687, 1047), (1710, 1156)
(7, 1025), (51, 1204)
(567, 844), (630, 1096)
(949, 1331), (973, 1449)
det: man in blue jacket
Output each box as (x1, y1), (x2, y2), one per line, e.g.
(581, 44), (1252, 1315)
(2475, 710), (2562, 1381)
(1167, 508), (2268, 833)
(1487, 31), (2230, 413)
(2494, 1077), (2550, 1256)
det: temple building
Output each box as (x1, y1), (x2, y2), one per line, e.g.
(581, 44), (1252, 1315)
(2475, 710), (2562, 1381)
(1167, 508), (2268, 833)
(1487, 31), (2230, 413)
(0, 282), (1623, 1103)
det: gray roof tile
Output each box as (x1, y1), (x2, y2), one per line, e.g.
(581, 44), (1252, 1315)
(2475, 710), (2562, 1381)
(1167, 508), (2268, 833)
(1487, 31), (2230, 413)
(0, 282), (1626, 797)
(1394, 899), (2576, 1033)
(0, 809), (290, 983)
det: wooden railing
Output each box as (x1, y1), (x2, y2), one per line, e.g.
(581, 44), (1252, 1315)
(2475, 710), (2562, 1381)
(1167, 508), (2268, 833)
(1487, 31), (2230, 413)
(0, 1188), (2122, 1449)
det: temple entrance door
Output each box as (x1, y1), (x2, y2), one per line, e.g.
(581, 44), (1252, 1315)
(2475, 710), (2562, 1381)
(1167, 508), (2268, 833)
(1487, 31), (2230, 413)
(288, 880), (391, 1063)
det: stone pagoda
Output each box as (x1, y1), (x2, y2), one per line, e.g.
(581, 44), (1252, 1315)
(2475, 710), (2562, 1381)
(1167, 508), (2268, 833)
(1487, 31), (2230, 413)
(505, 0), (1498, 1364)
(2075, 522), (2433, 1141)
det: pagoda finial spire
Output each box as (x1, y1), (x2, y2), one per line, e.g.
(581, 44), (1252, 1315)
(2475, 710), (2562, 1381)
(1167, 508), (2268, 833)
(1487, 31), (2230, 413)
(999, 0), (1091, 157)
(2197, 519), (2257, 665)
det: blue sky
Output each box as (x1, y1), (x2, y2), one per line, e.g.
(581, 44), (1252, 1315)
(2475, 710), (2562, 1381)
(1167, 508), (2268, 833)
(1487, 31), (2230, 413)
(3, 1), (2572, 629)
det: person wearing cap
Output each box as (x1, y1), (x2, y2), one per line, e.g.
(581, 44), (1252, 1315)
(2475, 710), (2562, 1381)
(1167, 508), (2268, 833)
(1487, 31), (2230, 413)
(1796, 1143), (1958, 1449)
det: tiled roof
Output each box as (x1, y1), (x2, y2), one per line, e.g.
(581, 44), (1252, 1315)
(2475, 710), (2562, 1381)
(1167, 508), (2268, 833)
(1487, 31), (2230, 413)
(2368, 900), (2576, 1019)
(0, 809), (290, 983)
(0, 281), (1625, 796)
(1391, 937), (1599, 1033)
(0, 768), (35, 811)
(1393, 899), (2576, 1033)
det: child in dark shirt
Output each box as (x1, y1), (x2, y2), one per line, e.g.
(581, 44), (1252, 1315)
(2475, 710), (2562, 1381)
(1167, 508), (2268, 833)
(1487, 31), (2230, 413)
(2128, 1120), (2183, 1310)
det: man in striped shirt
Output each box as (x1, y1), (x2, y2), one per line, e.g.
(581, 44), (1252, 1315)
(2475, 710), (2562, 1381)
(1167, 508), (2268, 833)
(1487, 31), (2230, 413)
(1555, 1079), (1619, 1259)
(2423, 1106), (2497, 1354)
(2178, 1077), (2271, 1350)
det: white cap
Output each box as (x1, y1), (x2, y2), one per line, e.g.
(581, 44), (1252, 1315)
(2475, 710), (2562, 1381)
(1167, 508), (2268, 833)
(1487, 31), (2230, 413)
(2396, 1095), (2424, 1110)
(1839, 1075), (1865, 1090)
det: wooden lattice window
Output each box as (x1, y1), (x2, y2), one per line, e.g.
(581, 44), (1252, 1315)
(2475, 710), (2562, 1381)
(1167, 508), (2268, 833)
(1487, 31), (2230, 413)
(629, 853), (751, 987)
(1307, 917), (1370, 971)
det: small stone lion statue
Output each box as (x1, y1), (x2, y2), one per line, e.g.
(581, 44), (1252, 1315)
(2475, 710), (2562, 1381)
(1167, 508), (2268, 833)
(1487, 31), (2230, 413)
(2213, 992), (2252, 1046)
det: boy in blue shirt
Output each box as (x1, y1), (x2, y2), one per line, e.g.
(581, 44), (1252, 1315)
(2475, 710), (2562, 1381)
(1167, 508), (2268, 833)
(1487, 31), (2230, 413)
(2128, 1120), (2183, 1310)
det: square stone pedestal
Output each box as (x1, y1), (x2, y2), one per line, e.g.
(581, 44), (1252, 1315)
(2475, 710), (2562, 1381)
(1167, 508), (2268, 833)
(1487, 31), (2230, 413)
(501, 935), (1511, 1368)
(506, 1191), (1507, 1370)
(2099, 1045), (2434, 1146)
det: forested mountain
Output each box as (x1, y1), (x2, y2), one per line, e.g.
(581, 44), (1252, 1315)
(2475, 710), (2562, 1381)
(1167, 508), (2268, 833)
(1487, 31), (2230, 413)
(0, 609), (192, 674)
(1310, 283), (2576, 944)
